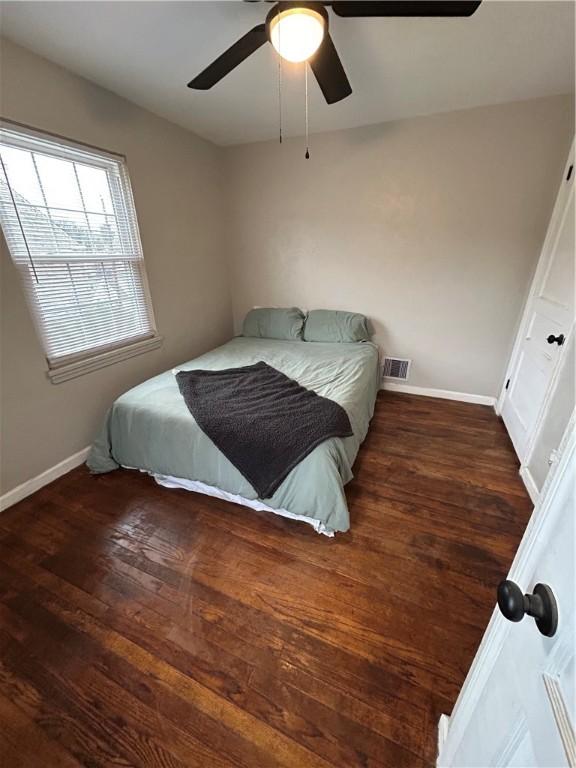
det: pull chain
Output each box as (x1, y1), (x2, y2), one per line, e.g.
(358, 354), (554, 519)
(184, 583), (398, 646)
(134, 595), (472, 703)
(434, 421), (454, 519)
(304, 63), (310, 159)
(277, 6), (283, 144)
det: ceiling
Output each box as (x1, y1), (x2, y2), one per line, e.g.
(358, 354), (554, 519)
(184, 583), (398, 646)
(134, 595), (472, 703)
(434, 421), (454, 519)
(1, 1), (574, 146)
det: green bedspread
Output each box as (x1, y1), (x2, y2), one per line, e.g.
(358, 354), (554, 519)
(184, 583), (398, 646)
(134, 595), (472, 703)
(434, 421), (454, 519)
(87, 337), (380, 533)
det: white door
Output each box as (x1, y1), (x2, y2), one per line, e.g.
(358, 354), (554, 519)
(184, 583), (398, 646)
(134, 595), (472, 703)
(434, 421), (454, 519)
(438, 425), (575, 767)
(500, 141), (575, 461)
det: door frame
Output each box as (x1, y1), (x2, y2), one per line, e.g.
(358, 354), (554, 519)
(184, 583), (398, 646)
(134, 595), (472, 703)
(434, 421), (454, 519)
(495, 139), (575, 493)
(438, 415), (576, 766)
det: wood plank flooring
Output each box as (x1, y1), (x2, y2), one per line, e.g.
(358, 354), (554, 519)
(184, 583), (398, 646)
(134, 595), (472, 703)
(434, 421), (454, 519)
(0, 392), (532, 767)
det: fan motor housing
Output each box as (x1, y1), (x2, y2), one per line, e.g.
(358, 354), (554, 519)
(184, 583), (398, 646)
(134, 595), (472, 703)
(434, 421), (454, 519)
(265, 1), (329, 41)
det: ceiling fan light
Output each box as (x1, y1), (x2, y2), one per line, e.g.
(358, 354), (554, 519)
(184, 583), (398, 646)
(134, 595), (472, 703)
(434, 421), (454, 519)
(269, 8), (325, 63)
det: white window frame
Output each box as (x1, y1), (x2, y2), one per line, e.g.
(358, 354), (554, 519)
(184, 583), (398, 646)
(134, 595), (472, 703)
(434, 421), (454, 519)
(0, 120), (162, 383)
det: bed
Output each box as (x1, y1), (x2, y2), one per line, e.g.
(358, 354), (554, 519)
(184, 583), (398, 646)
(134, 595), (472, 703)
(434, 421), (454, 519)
(88, 336), (380, 535)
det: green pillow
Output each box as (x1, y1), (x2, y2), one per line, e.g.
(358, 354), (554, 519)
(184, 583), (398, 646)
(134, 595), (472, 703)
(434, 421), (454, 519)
(303, 310), (370, 343)
(242, 307), (305, 340)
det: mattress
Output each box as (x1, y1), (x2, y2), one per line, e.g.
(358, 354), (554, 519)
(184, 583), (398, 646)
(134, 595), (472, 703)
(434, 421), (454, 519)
(87, 337), (380, 534)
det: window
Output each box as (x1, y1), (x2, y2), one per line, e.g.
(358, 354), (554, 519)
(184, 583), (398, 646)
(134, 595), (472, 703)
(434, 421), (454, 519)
(0, 122), (161, 383)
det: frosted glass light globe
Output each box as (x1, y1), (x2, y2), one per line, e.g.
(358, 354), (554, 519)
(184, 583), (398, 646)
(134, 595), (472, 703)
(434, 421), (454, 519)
(269, 8), (325, 63)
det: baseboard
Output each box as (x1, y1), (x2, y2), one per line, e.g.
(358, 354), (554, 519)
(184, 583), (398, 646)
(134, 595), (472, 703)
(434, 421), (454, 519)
(437, 713), (451, 763)
(381, 382), (496, 407)
(0, 446), (90, 512)
(519, 465), (539, 505)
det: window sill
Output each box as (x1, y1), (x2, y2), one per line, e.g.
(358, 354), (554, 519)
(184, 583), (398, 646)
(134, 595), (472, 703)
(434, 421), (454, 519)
(48, 335), (164, 384)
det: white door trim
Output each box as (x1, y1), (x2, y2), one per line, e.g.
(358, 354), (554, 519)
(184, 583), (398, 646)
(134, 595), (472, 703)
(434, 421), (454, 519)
(519, 465), (540, 504)
(438, 416), (575, 766)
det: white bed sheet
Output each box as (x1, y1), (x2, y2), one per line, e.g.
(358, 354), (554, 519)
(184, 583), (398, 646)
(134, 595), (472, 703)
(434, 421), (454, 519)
(152, 472), (335, 536)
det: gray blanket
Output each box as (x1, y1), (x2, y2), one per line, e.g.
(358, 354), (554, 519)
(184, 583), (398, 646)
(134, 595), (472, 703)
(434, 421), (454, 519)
(175, 361), (353, 499)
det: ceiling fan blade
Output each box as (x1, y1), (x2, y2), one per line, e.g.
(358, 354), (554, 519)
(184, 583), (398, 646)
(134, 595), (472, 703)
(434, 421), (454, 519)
(331, 1), (481, 17)
(188, 24), (268, 89)
(309, 34), (352, 104)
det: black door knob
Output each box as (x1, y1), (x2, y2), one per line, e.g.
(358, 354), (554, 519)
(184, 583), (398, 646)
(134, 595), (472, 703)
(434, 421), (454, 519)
(497, 580), (558, 637)
(547, 334), (565, 346)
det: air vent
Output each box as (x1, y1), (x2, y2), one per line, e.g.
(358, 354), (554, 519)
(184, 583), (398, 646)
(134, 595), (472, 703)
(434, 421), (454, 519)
(382, 357), (411, 381)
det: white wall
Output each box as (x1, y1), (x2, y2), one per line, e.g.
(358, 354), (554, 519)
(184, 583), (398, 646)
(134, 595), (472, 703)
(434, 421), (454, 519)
(1, 37), (573, 499)
(0, 38), (232, 494)
(224, 96), (574, 397)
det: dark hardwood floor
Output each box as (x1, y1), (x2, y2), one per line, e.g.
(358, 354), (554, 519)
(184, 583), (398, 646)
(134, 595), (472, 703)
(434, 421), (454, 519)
(0, 392), (532, 767)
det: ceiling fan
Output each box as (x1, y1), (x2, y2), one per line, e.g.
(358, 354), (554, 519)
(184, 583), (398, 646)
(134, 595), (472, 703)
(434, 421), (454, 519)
(188, 1), (482, 105)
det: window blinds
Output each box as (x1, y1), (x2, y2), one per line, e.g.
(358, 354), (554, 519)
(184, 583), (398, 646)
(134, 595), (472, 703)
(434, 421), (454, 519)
(0, 124), (156, 368)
